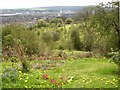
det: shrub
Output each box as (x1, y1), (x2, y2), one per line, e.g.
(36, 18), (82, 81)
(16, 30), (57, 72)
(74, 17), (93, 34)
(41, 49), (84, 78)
(108, 50), (120, 66)
(37, 19), (47, 28)
(65, 18), (73, 24)
(2, 24), (41, 56)
(70, 28), (83, 50)
(49, 18), (63, 26)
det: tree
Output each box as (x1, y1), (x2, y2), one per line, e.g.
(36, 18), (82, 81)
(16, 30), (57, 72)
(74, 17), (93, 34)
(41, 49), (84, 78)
(49, 18), (63, 26)
(70, 28), (82, 50)
(37, 19), (47, 28)
(91, 2), (119, 50)
(74, 7), (94, 51)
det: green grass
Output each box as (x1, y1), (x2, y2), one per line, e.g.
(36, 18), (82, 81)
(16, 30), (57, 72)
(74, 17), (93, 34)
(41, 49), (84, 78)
(1, 58), (119, 88)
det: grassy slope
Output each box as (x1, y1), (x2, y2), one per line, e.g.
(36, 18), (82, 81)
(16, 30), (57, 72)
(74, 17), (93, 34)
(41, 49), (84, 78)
(2, 58), (118, 88)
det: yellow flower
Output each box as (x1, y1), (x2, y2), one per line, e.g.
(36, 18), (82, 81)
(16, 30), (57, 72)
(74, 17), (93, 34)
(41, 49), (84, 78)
(106, 80), (109, 83)
(97, 78), (100, 80)
(105, 83), (108, 84)
(25, 80), (28, 82)
(26, 77), (29, 79)
(113, 79), (116, 81)
(82, 80), (85, 83)
(103, 78), (106, 80)
(20, 78), (22, 80)
(112, 83), (115, 85)
(19, 71), (22, 73)
(25, 86), (27, 88)
(31, 75), (33, 77)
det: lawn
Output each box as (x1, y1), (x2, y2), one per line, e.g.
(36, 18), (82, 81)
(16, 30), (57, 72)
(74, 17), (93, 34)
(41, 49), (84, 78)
(1, 58), (119, 88)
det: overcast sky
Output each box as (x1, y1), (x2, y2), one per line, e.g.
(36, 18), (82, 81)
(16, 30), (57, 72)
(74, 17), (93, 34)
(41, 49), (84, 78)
(0, 0), (113, 9)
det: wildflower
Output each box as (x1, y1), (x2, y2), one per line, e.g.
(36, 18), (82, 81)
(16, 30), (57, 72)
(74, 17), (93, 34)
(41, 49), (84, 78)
(113, 79), (116, 81)
(68, 76), (74, 82)
(25, 80), (28, 82)
(25, 86), (27, 88)
(97, 78), (100, 80)
(26, 77), (29, 79)
(20, 78), (22, 80)
(19, 71), (22, 73)
(112, 83), (115, 85)
(103, 78), (106, 80)
(42, 74), (49, 79)
(105, 82), (108, 84)
(31, 75), (33, 77)
(50, 79), (57, 84)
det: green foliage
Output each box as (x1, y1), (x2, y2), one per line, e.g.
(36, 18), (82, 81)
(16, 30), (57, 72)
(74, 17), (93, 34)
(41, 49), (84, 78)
(70, 28), (82, 50)
(21, 59), (30, 73)
(108, 50), (120, 66)
(49, 18), (63, 27)
(90, 2), (119, 50)
(2, 24), (41, 56)
(65, 18), (73, 24)
(2, 68), (18, 83)
(37, 19), (47, 28)
(41, 31), (60, 43)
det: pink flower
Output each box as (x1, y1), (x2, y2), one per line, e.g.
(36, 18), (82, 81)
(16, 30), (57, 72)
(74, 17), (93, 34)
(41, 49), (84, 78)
(50, 79), (57, 84)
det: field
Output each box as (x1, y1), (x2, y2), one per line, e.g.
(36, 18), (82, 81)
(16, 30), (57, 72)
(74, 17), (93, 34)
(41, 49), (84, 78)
(2, 57), (118, 88)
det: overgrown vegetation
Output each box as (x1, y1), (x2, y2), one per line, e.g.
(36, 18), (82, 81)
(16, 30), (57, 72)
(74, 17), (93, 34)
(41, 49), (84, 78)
(1, 1), (119, 89)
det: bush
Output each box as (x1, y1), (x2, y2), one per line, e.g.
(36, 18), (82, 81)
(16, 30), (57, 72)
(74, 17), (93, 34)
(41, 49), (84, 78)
(49, 18), (63, 26)
(70, 28), (83, 50)
(65, 18), (73, 24)
(2, 24), (41, 56)
(37, 19), (47, 28)
(41, 31), (60, 43)
(108, 50), (120, 66)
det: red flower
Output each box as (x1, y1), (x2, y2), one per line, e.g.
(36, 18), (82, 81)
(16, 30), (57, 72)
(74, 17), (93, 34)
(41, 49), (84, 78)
(50, 79), (57, 84)
(42, 74), (49, 79)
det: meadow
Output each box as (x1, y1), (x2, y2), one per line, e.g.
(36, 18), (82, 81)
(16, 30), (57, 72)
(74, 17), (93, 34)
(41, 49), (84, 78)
(1, 1), (119, 89)
(2, 57), (118, 88)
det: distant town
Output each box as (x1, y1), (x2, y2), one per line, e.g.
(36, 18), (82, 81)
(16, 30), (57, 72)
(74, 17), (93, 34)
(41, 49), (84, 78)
(0, 6), (85, 27)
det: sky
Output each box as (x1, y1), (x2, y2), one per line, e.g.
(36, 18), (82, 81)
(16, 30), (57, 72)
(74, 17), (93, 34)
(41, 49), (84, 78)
(0, 0), (113, 9)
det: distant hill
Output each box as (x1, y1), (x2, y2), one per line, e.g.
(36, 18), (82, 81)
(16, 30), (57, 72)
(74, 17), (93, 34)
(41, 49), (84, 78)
(1, 6), (85, 14)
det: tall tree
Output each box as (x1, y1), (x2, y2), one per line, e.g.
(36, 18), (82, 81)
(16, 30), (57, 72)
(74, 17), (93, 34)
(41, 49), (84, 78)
(91, 1), (119, 50)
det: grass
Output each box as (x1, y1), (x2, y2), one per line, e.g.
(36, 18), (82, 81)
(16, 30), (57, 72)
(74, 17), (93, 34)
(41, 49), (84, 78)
(1, 58), (119, 88)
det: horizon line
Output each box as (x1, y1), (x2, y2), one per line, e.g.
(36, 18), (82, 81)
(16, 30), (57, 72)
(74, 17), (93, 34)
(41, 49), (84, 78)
(1, 5), (96, 9)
